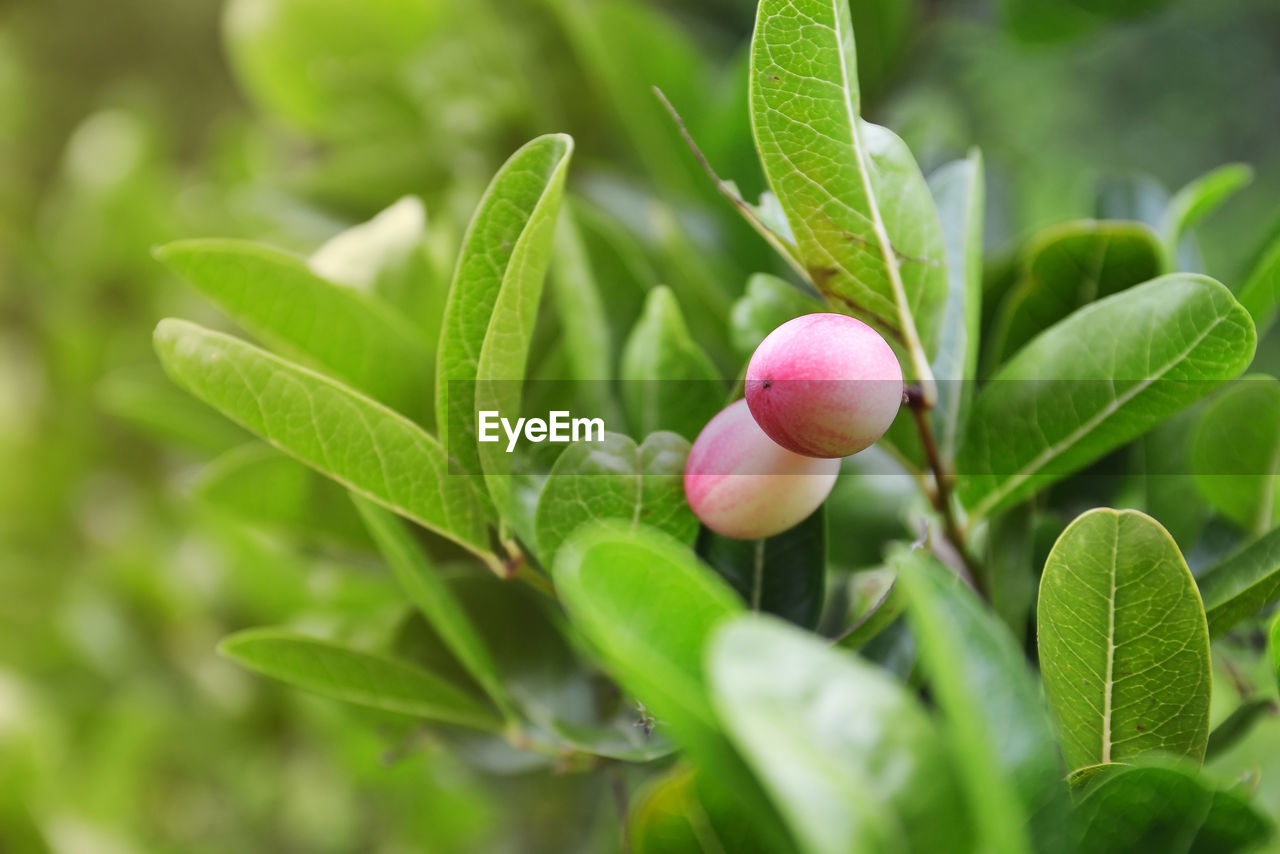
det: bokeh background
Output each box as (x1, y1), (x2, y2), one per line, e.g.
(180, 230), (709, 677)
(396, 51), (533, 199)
(2, 0), (1279, 850)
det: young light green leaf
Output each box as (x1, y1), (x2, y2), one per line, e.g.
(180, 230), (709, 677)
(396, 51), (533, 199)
(154, 319), (493, 560)
(155, 238), (430, 413)
(195, 442), (371, 547)
(750, 0), (947, 395)
(309, 196), (427, 292)
(728, 273), (824, 360)
(352, 496), (516, 721)
(534, 431), (697, 566)
(1237, 234), (1280, 336)
(927, 151), (985, 458)
(620, 286), (723, 440)
(1038, 509), (1211, 772)
(435, 134), (573, 489)
(899, 548), (1066, 854)
(985, 220), (1163, 368)
(1161, 163), (1254, 259)
(957, 274), (1256, 520)
(1197, 526), (1280, 636)
(696, 508), (825, 629)
(1192, 376), (1280, 534)
(553, 523), (795, 850)
(1071, 763), (1272, 854)
(706, 615), (970, 854)
(219, 628), (502, 731)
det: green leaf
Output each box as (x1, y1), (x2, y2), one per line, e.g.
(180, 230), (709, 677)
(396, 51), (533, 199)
(553, 522), (741, 740)
(706, 615), (969, 854)
(1197, 526), (1280, 636)
(728, 273), (824, 360)
(154, 319), (493, 560)
(549, 205), (621, 423)
(1237, 234), (1280, 336)
(957, 274), (1256, 520)
(898, 548), (1066, 854)
(352, 496), (516, 720)
(1071, 763), (1272, 854)
(1161, 163), (1254, 259)
(696, 508), (825, 629)
(927, 151), (985, 458)
(750, 0), (947, 393)
(97, 366), (247, 453)
(553, 523), (795, 850)
(534, 431), (697, 566)
(155, 238), (430, 414)
(435, 134), (573, 495)
(620, 287), (723, 440)
(219, 628), (502, 731)
(1038, 509), (1211, 772)
(631, 767), (784, 854)
(1192, 376), (1280, 534)
(1205, 698), (1276, 760)
(194, 442), (371, 547)
(985, 220), (1163, 368)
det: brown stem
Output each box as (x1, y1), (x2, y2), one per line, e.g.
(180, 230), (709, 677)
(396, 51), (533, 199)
(905, 387), (988, 600)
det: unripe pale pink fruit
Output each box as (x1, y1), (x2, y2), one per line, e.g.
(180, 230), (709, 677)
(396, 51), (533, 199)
(684, 399), (839, 539)
(745, 313), (903, 458)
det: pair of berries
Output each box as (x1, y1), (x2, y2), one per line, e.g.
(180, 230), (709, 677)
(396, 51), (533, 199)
(685, 313), (903, 539)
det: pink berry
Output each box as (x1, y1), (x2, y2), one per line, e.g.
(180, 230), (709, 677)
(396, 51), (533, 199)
(684, 399), (839, 539)
(745, 313), (903, 458)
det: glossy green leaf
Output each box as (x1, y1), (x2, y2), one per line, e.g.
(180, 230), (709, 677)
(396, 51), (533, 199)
(957, 274), (1256, 520)
(706, 615), (969, 854)
(928, 151), (985, 458)
(435, 134), (573, 493)
(219, 628), (502, 731)
(986, 220), (1163, 367)
(1071, 763), (1272, 854)
(1038, 509), (1211, 772)
(1197, 526), (1280, 636)
(696, 508), (825, 629)
(899, 548), (1065, 854)
(155, 238), (430, 413)
(728, 273), (824, 360)
(620, 286), (723, 440)
(553, 523), (741, 739)
(154, 319), (493, 560)
(750, 0), (947, 392)
(194, 442), (371, 547)
(1192, 376), (1280, 534)
(553, 523), (795, 850)
(352, 497), (515, 720)
(1161, 163), (1254, 258)
(534, 431), (697, 566)
(1237, 234), (1280, 336)
(97, 366), (247, 453)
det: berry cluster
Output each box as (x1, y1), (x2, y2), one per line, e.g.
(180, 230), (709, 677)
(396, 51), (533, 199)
(684, 313), (903, 539)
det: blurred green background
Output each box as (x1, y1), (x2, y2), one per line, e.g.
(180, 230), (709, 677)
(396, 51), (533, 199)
(2, 0), (1279, 850)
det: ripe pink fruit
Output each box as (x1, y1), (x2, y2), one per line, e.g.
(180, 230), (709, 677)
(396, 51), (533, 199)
(684, 399), (839, 539)
(745, 313), (903, 458)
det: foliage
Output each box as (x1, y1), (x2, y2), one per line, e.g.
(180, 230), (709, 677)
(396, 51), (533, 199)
(6, 0), (1280, 850)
